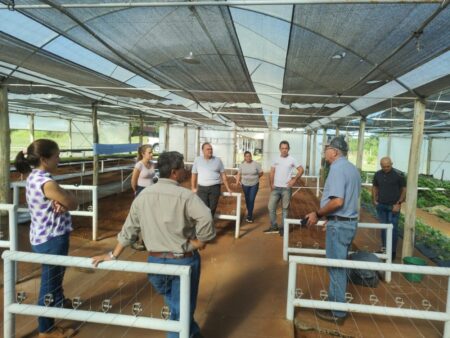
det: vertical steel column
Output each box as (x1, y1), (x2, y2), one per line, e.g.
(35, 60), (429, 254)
(234, 193), (241, 239)
(179, 272), (191, 338)
(305, 131), (311, 175)
(311, 130), (317, 176)
(165, 121), (170, 152)
(3, 256), (14, 338)
(92, 102), (99, 187)
(402, 99), (426, 258)
(184, 123), (188, 160)
(92, 186), (98, 241)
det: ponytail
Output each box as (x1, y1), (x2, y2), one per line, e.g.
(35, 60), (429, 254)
(15, 149), (31, 174)
(14, 139), (59, 174)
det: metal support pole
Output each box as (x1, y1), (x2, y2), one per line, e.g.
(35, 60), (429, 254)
(233, 128), (237, 167)
(184, 123), (188, 160)
(234, 193), (241, 239)
(92, 186), (98, 241)
(4, 256), (14, 338)
(335, 126), (340, 136)
(356, 117), (366, 171)
(68, 119), (73, 156)
(179, 273), (191, 338)
(92, 102), (99, 186)
(320, 128), (327, 185)
(29, 113), (35, 143)
(402, 99), (426, 258)
(139, 115), (144, 145)
(196, 127), (201, 157)
(426, 137), (433, 175)
(446, 277), (450, 337)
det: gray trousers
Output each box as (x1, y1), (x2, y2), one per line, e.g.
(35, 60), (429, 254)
(197, 184), (221, 216)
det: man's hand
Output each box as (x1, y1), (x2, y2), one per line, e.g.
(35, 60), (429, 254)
(92, 253), (113, 268)
(305, 211), (318, 227)
(392, 203), (401, 213)
(52, 200), (67, 214)
(189, 239), (206, 250)
(287, 177), (297, 188)
(191, 187), (198, 193)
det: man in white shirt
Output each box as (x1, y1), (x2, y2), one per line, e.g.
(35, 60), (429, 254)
(191, 142), (231, 217)
(265, 140), (304, 236)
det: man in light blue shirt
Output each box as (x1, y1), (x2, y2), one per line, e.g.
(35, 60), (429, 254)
(306, 135), (361, 325)
(191, 143), (231, 216)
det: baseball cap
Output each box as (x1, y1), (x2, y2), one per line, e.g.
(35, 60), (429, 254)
(326, 135), (348, 152)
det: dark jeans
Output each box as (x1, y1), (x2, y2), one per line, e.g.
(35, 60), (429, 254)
(242, 183), (259, 220)
(376, 203), (400, 260)
(197, 184), (221, 216)
(148, 251), (201, 338)
(31, 233), (70, 333)
(135, 185), (146, 197)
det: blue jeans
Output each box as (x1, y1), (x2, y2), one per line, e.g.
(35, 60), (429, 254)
(31, 233), (70, 333)
(268, 187), (291, 228)
(376, 203), (399, 260)
(148, 251), (201, 338)
(326, 220), (357, 318)
(242, 183), (259, 220)
(135, 185), (146, 197)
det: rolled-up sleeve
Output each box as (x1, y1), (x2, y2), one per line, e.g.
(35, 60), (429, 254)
(187, 194), (215, 242)
(192, 158), (198, 174)
(117, 201), (141, 247)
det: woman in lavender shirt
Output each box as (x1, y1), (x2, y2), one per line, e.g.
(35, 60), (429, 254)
(15, 139), (78, 338)
(131, 144), (156, 197)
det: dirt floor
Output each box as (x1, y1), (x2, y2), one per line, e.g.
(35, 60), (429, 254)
(1, 168), (448, 338)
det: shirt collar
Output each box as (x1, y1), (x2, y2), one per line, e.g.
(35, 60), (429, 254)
(157, 178), (180, 186)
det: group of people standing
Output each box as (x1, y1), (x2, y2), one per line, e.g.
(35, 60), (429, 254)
(14, 135), (406, 337)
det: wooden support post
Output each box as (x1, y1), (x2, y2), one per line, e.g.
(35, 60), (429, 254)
(92, 102), (99, 186)
(68, 119), (73, 157)
(311, 130), (317, 176)
(426, 137), (432, 175)
(196, 127), (201, 156)
(305, 131), (311, 175)
(139, 115), (144, 145)
(356, 117), (366, 171)
(335, 126), (340, 136)
(320, 128), (327, 184)
(402, 99), (426, 258)
(233, 128), (237, 167)
(0, 85), (10, 203)
(165, 121), (170, 151)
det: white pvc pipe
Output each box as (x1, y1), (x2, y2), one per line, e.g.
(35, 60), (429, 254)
(92, 185), (98, 241)
(289, 255), (450, 275)
(215, 192), (242, 239)
(2, 251), (191, 338)
(286, 261), (296, 321)
(0, 204), (17, 250)
(283, 219), (393, 282)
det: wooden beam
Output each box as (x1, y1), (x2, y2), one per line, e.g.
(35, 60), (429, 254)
(356, 118), (366, 171)
(0, 85), (10, 203)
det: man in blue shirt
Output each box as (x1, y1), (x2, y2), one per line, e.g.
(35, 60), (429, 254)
(306, 135), (361, 325)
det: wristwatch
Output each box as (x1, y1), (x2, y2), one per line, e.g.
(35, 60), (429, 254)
(108, 251), (118, 260)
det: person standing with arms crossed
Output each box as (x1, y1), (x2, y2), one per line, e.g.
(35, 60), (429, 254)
(15, 139), (78, 338)
(236, 151), (263, 223)
(131, 144), (157, 197)
(306, 135), (361, 325)
(191, 142), (231, 217)
(372, 156), (406, 260)
(265, 140), (304, 236)
(93, 151), (215, 338)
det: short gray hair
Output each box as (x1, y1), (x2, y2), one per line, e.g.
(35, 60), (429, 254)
(158, 151), (184, 178)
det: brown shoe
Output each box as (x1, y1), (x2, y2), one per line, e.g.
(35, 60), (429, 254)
(315, 309), (347, 325)
(38, 327), (76, 338)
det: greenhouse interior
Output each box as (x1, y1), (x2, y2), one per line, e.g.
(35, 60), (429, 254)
(0, 1), (450, 338)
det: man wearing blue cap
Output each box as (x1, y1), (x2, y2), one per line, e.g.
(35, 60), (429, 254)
(306, 135), (361, 325)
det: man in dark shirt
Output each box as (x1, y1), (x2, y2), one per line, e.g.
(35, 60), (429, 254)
(372, 157), (406, 260)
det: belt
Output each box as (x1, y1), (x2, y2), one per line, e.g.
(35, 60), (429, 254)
(327, 215), (358, 222)
(148, 251), (194, 259)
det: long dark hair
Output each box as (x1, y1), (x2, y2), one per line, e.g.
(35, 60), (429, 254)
(15, 139), (59, 174)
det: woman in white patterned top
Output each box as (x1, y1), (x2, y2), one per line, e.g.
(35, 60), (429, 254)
(15, 139), (78, 338)
(131, 144), (156, 197)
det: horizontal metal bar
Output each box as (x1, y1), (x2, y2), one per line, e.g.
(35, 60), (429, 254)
(287, 248), (388, 259)
(289, 255), (450, 276)
(7, 304), (180, 332)
(295, 299), (450, 322)
(2, 251), (190, 276)
(216, 214), (237, 221)
(4, 0), (440, 9)
(0, 240), (11, 248)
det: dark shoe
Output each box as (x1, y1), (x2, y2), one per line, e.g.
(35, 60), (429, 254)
(263, 225), (279, 234)
(315, 309), (347, 325)
(191, 332), (204, 338)
(131, 241), (146, 251)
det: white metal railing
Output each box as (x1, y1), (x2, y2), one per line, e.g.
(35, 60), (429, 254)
(283, 219), (393, 282)
(215, 192), (242, 239)
(286, 255), (450, 337)
(292, 175), (320, 197)
(0, 204), (18, 250)
(11, 182), (99, 241)
(2, 250), (192, 338)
